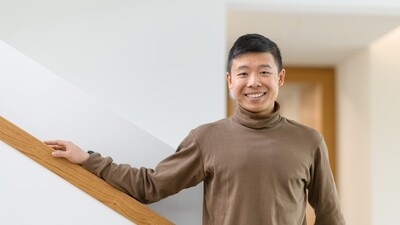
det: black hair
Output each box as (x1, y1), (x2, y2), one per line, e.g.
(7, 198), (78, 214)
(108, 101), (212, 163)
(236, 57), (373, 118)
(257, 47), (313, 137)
(227, 33), (283, 73)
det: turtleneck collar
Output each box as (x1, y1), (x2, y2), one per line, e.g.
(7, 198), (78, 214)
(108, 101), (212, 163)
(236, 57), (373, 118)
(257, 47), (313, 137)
(232, 102), (282, 129)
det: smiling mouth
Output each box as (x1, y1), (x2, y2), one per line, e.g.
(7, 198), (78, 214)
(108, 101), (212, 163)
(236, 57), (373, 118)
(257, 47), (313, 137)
(245, 92), (266, 98)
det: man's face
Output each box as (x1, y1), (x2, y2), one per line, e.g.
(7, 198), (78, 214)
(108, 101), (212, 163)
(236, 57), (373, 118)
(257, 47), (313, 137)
(226, 52), (285, 116)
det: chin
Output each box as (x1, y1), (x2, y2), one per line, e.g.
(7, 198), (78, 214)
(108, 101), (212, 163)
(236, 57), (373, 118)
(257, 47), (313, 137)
(244, 106), (263, 113)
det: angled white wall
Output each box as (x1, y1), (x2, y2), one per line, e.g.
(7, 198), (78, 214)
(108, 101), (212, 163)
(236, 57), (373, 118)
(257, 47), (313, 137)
(0, 141), (134, 225)
(0, 40), (172, 225)
(0, 1), (225, 224)
(0, 0), (226, 148)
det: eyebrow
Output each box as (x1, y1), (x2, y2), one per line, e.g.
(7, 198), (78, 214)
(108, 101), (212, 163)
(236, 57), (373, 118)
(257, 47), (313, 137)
(236, 64), (273, 70)
(259, 64), (273, 69)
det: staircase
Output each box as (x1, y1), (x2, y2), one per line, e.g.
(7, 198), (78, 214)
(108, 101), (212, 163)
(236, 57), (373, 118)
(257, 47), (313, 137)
(0, 115), (174, 225)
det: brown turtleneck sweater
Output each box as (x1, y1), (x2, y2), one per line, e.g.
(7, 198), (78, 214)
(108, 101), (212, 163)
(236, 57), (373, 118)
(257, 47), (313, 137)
(83, 103), (345, 225)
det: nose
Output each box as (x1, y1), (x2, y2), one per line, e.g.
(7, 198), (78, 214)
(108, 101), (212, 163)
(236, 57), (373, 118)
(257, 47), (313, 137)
(247, 74), (262, 88)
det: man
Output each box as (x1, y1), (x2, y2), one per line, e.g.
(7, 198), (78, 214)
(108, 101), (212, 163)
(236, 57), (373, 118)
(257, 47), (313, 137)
(46, 33), (345, 225)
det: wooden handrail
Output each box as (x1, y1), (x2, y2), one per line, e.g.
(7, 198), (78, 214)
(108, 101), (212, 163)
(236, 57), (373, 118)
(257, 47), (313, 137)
(0, 115), (174, 225)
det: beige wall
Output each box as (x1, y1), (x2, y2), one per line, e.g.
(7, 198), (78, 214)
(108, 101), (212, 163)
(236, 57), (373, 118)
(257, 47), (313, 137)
(337, 48), (372, 225)
(337, 26), (400, 225)
(369, 27), (400, 225)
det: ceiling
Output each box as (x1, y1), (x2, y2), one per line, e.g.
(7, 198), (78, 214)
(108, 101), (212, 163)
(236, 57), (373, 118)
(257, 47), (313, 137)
(227, 6), (400, 67)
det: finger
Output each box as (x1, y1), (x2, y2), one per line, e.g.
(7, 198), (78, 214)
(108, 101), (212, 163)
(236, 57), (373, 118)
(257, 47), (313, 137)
(52, 150), (67, 158)
(47, 145), (65, 150)
(44, 140), (58, 145)
(44, 140), (68, 146)
(44, 141), (65, 150)
(45, 140), (71, 151)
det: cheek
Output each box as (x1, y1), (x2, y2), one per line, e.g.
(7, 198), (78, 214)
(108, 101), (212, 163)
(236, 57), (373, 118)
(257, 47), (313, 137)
(227, 78), (235, 89)
(229, 79), (241, 90)
(230, 87), (240, 96)
(230, 85), (243, 99)
(266, 78), (280, 88)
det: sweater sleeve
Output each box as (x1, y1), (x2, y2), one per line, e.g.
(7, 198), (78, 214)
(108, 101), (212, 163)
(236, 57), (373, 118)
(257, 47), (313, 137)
(82, 131), (206, 204)
(308, 138), (346, 225)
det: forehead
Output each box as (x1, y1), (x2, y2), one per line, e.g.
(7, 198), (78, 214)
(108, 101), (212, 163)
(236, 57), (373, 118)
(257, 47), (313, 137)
(231, 52), (278, 70)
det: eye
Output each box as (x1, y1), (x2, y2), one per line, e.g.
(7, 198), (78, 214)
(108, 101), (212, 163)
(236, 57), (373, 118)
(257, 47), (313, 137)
(237, 72), (248, 76)
(260, 71), (272, 76)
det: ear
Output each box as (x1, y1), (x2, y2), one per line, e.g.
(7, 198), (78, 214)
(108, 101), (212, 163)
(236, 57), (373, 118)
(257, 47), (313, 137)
(226, 72), (233, 89)
(278, 69), (286, 86)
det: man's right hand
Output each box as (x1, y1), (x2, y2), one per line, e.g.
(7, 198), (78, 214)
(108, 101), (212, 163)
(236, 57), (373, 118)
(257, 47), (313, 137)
(45, 140), (90, 165)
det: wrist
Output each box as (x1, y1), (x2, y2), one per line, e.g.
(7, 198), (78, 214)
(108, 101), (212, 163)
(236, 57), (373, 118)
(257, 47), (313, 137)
(79, 150), (92, 165)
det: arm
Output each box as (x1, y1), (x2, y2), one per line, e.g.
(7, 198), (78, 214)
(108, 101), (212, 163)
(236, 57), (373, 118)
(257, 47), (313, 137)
(45, 132), (205, 204)
(308, 138), (346, 225)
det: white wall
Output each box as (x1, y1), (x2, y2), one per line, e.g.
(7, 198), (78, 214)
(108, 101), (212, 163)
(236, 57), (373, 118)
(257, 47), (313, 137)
(337, 48), (372, 225)
(0, 40), (170, 225)
(227, 0), (400, 14)
(369, 27), (400, 225)
(0, 0), (226, 148)
(337, 26), (400, 225)
(0, 1), (226, 225)
(0, 141), (134, 225)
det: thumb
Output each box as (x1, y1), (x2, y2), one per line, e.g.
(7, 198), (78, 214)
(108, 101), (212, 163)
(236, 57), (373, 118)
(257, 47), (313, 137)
(52, 150), (67, 158)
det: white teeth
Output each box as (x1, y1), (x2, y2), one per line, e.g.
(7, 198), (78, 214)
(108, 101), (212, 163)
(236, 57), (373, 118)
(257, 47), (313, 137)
(247, 93), (264, 98)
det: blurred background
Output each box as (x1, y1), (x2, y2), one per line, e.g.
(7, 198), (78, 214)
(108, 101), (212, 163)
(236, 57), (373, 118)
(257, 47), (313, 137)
(1, 0), (399, 224)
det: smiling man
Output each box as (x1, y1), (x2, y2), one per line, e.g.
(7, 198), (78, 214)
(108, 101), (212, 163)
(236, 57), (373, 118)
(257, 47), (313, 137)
(46, 34), (345, 225)
(227, 50), (285, 116)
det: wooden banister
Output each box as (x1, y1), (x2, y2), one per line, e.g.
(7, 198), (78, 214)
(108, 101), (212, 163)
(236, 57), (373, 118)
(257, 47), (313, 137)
(0, 116), (174, 225)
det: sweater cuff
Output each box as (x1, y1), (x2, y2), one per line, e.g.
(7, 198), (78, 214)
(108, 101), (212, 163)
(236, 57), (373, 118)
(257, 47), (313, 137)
(82, 152), (104, 176)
